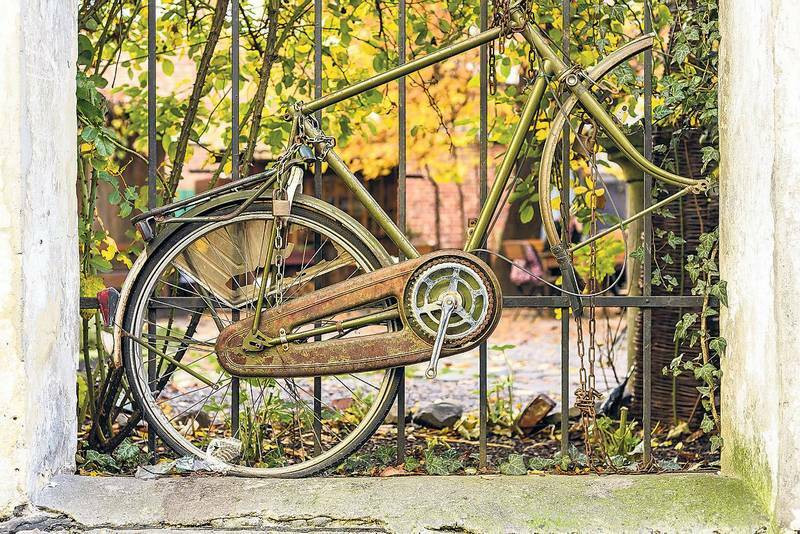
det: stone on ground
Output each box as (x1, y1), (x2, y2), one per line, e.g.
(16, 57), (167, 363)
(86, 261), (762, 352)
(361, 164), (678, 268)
(412, 399), (463, 429)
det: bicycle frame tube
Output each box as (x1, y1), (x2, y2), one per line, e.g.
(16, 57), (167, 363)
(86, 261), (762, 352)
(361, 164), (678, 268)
(304, 73), (549, 259)
(303, 119), (420, 260)
(301, 27), (504, 115)
(464, 73), (548, 251)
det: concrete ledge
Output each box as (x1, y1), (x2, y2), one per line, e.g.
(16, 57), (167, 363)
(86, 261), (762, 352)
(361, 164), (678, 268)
(15, 473), (767, 532)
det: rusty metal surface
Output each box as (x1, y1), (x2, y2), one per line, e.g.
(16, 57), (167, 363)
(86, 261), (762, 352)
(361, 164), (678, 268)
(216, 250), (501, 378)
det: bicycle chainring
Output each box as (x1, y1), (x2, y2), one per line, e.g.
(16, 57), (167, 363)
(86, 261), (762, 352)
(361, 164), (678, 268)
(402, 253), (501, 348)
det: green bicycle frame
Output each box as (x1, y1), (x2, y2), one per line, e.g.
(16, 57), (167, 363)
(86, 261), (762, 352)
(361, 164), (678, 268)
(296, 10), (704, 262)
(244, 8), (707, 339)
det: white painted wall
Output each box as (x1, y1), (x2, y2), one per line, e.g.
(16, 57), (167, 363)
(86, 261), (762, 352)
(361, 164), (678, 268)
(0, 0), (78, 517)
(719, 0), (800, 529)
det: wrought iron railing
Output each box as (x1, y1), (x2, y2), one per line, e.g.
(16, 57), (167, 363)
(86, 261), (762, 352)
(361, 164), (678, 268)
(80, 0), (706, 469)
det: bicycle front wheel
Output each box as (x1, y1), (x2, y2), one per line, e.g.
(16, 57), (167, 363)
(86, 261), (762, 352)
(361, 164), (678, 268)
(121, 198), (401, 477)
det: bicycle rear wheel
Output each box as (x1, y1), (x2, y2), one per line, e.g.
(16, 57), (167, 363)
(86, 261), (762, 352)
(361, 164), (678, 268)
(121, 198), (401, 477)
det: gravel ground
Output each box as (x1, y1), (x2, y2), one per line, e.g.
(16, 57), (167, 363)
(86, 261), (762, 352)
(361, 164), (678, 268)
(400, 308), (629, 413)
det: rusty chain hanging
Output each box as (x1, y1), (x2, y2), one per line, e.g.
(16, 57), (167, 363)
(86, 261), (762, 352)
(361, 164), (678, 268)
(488, 0), (512, 94)
(566, 118), (612, 468)
(489, 0), (539, 93)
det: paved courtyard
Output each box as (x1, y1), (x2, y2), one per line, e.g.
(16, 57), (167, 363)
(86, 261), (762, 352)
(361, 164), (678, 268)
(401, 309), (628, 413)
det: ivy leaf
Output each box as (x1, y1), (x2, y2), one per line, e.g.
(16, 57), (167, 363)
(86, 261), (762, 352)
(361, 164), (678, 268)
(567, 443), (587, 467)
(710, 435), (724, 452)
(674, 313), (698, 342)
(630, 245), (644, 262)
(528, 457), (556, 471)
(113, 439), (145, 468)
(701, 146), (720, 173)
(673, 42), (691, 64)
(499, 454), (528, 475)
(657, 457), (681, 471)
(700, 414), (715, 433)
(83, 450), (119, 472)
(693, 363), (717, 383)
(666, 231), (687, 249)
(710, 280), (728, 307)
(663, 274), (678, 291)
(709, 337), (727, 357)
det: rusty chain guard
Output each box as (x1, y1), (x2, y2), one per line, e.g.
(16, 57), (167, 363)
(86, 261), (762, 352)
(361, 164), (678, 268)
(215, 250), (501, 378)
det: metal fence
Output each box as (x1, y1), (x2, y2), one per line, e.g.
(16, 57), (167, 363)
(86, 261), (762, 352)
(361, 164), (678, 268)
(78, 0), (705, 468)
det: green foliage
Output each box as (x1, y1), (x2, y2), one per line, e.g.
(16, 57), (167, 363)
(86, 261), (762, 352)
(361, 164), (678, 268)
(665, 227), (724, 442)
(373, 444), (398, 467)
(499, 453), (528, 475)
(528, 456), (556, 471)
(403, 455), (421, 472)
(423, 444), (463, 475)
(341, 452), (373, 474)
(652, 0), (719, 179)
(594, 407), (642, 458)
(80, 438), (146, 473)
(485, 344), (518, 433)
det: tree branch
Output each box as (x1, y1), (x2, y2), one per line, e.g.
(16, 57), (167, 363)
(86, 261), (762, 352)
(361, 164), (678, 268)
(167, 0), (230, 199)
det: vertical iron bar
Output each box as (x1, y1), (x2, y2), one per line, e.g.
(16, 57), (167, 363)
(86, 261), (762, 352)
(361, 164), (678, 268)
(478, 0), (489, 471)
(147, 319), (156, 461)
(642, 0), (654, 466)
(231, 0), (240, 181)
(312, 0), (324, 456)
(559, 0), (570, 457)
(560, 309), (569, 455)
(395, 0), (407, 466)
(146, 0), (157, 461)
(229, 0), (241, 442)
(147, 0), (156, 210)
(231, 310), (240, 436)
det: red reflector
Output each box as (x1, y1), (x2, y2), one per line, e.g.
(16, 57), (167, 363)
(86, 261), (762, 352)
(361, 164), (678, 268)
(97, 288), (120, 327)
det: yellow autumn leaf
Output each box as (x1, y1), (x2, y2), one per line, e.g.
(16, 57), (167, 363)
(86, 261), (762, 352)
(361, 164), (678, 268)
(116, 252), (133, 269)
(101, 236), (118, 261)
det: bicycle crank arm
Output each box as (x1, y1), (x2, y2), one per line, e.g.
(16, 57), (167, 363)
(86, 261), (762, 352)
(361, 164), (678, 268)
(425, 294), (457, 379)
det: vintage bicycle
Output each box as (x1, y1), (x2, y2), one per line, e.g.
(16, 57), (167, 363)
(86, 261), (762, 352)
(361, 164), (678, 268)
(111, 0), (709, 476)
